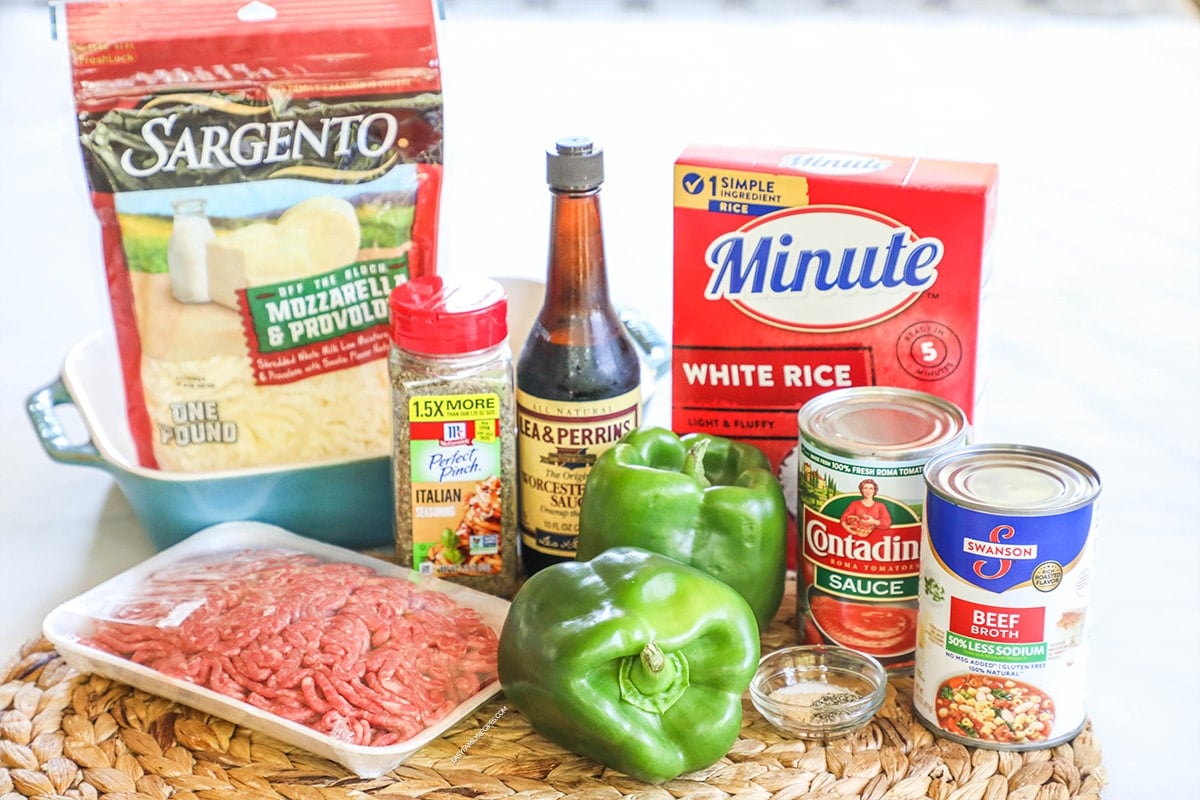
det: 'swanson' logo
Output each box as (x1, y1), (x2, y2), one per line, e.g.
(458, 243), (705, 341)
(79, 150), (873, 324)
(703, 206), (944, 332)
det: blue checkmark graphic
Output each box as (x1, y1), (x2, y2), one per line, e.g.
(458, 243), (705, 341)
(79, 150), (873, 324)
(681, 172), (705, 195)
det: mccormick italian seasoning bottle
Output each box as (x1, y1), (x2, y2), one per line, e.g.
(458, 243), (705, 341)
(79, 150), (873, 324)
(517, 136), (642, 576)
(390, 276), (519, 598)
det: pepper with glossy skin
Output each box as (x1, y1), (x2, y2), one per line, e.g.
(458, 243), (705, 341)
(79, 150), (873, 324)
(576, 426), (787, 629)
(496, 546), (760, 784)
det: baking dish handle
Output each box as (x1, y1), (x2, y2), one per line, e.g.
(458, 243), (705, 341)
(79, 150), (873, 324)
(618, 307), (671, 381)
(26, 377), (106, 467)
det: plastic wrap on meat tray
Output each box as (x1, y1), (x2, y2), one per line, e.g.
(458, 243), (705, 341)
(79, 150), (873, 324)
(43, 522), (510, 777)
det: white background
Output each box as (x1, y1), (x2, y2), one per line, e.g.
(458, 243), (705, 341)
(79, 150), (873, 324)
(1, 2), (1198, 797)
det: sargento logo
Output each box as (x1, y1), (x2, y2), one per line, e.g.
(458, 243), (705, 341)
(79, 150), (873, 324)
(703, 206), (944, 333)
(118, 109), (399, 178)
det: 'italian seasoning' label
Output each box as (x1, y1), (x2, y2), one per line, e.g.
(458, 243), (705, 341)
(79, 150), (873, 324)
(516, 387), (641, 557)
(408, 392), (505, 577)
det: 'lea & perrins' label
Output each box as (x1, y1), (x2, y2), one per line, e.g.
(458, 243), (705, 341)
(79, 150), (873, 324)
(515, 387), (641, 557)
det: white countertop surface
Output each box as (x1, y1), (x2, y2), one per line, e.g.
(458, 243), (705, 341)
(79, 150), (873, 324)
(2, 2), (1197, 796)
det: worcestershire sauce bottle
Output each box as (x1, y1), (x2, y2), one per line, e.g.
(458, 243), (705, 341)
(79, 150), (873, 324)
(517, 137), (642, 576)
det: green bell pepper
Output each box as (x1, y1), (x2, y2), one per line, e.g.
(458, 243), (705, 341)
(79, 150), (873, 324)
(576, 426), (787, 629)
(497, 546), (760, 785)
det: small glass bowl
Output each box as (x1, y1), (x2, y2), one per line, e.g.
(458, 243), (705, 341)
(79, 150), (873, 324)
(749, 645), (888, 741)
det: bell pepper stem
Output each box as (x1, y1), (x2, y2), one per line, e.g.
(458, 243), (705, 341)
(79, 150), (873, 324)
(682, 439), (712, 488)
(618, 642), (690, 714)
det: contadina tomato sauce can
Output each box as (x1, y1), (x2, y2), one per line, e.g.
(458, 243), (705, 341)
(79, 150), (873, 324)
(797, 387), (969, 675)
(914, 444), (1101, 751)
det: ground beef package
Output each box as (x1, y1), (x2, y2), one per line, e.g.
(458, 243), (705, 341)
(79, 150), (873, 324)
(62, 0), (443, 472)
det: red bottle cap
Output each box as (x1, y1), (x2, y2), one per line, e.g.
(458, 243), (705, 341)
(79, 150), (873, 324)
(390, 276), (508, 355)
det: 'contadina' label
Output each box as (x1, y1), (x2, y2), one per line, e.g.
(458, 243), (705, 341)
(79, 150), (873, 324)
(516, 387), (641, 557)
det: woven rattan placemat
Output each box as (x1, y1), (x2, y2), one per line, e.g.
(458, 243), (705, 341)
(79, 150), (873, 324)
(0, 594), (1107, 800)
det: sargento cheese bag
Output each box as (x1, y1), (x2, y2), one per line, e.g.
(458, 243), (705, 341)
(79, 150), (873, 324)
(63, 0), (442, 472)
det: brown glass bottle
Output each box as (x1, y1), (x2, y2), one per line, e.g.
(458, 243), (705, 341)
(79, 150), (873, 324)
(516, 137), (642, 577)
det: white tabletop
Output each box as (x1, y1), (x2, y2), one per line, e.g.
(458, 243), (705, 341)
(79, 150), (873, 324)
(2, 2), (1198, 796)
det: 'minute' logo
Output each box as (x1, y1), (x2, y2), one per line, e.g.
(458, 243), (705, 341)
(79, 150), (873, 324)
(703, 206), (944, 332)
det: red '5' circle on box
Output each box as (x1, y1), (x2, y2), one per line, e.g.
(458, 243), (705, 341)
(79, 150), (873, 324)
(911, 334), (948, 368)
(897, 321), (962, 381)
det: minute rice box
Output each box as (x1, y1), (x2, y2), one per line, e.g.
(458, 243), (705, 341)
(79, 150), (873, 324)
(671, 145), (998, 566)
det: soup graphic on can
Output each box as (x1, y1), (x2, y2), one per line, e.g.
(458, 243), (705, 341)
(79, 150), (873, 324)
(934, 674), (1055, 745)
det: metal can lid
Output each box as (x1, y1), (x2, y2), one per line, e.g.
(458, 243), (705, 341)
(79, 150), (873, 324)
(546, 136), (604, 191)
(924, 443), (1101, 515)
(797, 387), (969, 461)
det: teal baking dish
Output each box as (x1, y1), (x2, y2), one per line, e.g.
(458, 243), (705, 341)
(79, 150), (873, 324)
(26, 331), (394, 551)
(26, 280), (669, 552)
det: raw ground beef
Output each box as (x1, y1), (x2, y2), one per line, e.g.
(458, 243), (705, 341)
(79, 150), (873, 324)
(84, 550), (499, 747)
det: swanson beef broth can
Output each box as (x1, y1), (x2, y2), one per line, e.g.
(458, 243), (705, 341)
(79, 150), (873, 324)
(914, 445), (1101, 750)
(797, 387), (969, 675)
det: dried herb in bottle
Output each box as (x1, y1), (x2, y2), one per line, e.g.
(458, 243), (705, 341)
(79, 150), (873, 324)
(390, 276), (519, 598)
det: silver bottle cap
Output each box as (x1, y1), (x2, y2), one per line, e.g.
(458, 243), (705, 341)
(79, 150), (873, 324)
(546, 136), (604, 191)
